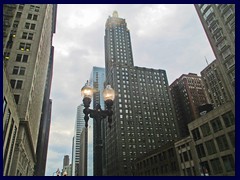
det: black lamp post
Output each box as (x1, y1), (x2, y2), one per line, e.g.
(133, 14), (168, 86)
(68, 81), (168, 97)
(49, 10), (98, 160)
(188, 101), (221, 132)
(81, 81), (115, 176)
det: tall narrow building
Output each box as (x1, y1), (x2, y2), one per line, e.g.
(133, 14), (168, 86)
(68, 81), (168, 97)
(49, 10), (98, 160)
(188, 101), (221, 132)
(89, 67), (105, 176)
(79, 128), (88, 176)
(104, 11), (178, 176)
(3, 4), (56, 175)
(63, 155), (70, 168)
(194, 4), (235, 104)
(169, 73), (209, 137)
(72, 104), (86, 176)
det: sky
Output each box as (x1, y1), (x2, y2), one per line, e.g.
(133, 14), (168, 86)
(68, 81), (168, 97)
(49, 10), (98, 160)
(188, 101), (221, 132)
(45, 4), (215, 176)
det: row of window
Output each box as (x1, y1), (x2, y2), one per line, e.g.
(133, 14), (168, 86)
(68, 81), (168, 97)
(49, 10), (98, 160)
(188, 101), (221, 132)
(192, 111), (234, 140)
(3, 98), (18, 175)
(195, 132), (234, 158)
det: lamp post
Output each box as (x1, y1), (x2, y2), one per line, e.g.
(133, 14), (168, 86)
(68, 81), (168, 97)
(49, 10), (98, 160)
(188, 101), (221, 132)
(81, 81), (115, 176)
(53, 168), (60, 176)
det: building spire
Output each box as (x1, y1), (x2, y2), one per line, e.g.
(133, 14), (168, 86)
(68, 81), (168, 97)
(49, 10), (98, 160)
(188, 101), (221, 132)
(112, 10), (118, 17)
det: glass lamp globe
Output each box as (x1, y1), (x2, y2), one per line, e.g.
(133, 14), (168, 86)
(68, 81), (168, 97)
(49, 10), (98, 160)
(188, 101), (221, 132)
(81, 83), (93, 99)
(103, 85), (115, 101)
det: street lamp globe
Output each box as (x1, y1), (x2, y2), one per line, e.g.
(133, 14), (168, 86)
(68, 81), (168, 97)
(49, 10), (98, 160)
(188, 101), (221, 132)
(81, 81), (93, 99)
(103, 85), (115, 101)
(63, 171), (67, 176)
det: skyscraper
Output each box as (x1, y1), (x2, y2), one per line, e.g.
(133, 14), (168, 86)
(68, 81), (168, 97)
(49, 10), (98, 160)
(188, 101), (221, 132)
(89, 67), (105, 175)
(104, 11), (178, 175)
(79, 128), (88, 176)
(169, 73), (209, 137)
(194, 4), (235, 104)
(72, 104), (86, 176)
(63, 155), (70, 168)
(3, 4), (56, 175)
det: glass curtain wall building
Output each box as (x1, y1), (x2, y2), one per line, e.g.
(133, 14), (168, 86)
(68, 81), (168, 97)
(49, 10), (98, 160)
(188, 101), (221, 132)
(89, 67), (105, 176)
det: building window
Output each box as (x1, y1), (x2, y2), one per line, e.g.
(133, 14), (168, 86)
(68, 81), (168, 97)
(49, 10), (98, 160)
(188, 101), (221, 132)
(214, 31), (223, 42)
(10, 80), (23, 89)
(225, 58), (235, 70)
(196, 143), (206, 158)
(16, 54), (29, 63)
(18, 4), (24, 10)
(222, 155), (235, 172)
(22, 32), (34, 40)
(25, 22), (36, 30)
(222, 111), (235, 127)
(221, 48), (231, 60)
(183, 151), (189, 161)
(13, 20), (19, 28)
(210, 158), (223, 174)
(27, 13), (38, 21)
(210, 22), (219, 33)
(223, 8), (234, 21)
(200, 123), (211, 137)
(19, 43), (31, 51)
(30, 5), (40, 12)
(217, 39), (227, 51)
(191, 128), (201, 140)
(200, 4), (209, 13)
(216, 135), (229, 151)
(210, 117), (223, 132)
(16, 12), (22, 18)
(12, 66), (26, 75)
(228, 131), (235, 148)
(3, 98), (7, 115)
(203, 7), (213, 20)
(205, 140), (217, 155)
(201, 161), (210, 175)
(207, 15), (216, 26)
(14, 94), (20, 104)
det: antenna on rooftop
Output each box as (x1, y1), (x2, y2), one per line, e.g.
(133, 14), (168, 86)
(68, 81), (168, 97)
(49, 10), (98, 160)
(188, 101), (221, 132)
(205, 56), (209, 65)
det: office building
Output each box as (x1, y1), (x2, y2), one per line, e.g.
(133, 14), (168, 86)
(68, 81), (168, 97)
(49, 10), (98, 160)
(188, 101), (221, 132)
(63, 155), (70, 168)
(201, 59), (230, 108)
(3, 4), (56, 175)
(134, 142), (180, 176)
(104, 11), (178, 175)
(174, 137), (203, 176)
(188, 101), (235, 175)
(79, 128), (88, 176)
(72, 104), (85, 176)
(89, 67), (105, 175)
(169, 73), (209, 137)
(194, 4), (235, 104)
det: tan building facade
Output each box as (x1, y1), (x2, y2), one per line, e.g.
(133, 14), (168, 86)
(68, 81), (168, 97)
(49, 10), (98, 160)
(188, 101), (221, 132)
(188, 102), (235, 176)
(3, 4), (56, 175)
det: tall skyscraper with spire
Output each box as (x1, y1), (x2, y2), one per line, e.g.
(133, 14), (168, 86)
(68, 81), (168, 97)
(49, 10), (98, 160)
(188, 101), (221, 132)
(3, 4), (57, 176)
(104, 11), (178, 176)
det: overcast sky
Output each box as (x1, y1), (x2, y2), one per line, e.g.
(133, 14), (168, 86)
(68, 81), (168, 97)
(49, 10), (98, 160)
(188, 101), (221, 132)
(45, 4), (215, 176)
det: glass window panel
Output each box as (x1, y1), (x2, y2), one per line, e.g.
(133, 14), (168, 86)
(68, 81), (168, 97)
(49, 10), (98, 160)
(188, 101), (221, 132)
(216, 135), (229, 151)
(210, 158), (223, 174)
(222, 155), (235, 172)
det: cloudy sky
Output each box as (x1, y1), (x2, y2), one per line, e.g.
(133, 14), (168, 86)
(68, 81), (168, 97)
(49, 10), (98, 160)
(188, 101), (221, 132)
(45, 4), (215, 176)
